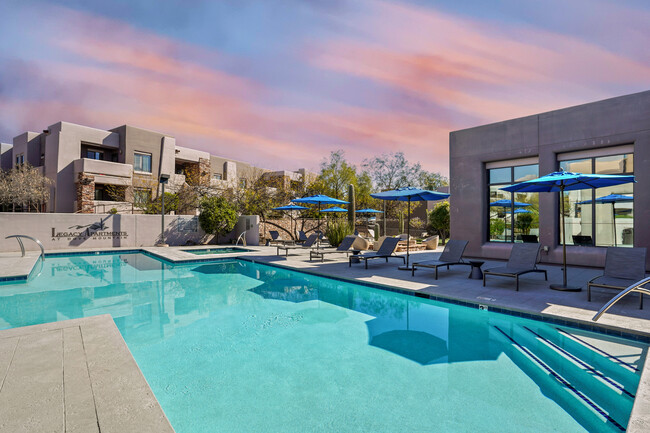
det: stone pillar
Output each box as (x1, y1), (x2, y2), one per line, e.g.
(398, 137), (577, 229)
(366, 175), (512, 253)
(76, 173), (95, 213)
(198, 157), (211, 186)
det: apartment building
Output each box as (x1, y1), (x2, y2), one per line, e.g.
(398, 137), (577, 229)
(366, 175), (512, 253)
(3, 121), (314, 213)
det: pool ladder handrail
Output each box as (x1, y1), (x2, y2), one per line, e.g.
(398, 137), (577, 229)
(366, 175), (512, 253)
(5, 235), (45, 261)
(236, 230), (247, 247)
(592, 276), (650, 321)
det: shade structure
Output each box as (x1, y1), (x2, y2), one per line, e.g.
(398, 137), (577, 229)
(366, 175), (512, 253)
(272, 204), (309, 240)
(501, 171), (635, 291)
(319, 206), (348, 213)
(371, 187), (450, 270)
(293, 195), (349, 247)
(577, 194), (633, 247)
(514, 209), (533, 214)
(356, 208), (384, 213)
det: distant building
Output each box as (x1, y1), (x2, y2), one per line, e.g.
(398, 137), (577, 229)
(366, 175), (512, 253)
(449, 90), (649, 268)
(3, 121), (315, 213)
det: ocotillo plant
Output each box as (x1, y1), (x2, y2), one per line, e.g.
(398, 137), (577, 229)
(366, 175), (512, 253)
(348, 184), (356, 229)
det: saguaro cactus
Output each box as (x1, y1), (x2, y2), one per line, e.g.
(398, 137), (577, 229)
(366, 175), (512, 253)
(348, 184), (356, 230)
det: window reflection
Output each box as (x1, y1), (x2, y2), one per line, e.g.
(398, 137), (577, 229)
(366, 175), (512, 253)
(559, 152), (633, 247)
(488, 164), (539, 243)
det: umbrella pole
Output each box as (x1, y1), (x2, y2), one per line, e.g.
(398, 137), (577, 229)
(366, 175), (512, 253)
(550, 185), (581, 292)
(612, 203), (617, 247)
(398, 198), (413, 271)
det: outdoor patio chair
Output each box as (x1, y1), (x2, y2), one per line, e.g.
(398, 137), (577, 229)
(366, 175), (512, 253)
(296, 230), (308, 244)
(483, 243), (547, 291)
(572, 235), (593, 246)
(411, 240), (469, 278)
(350, 237), (404, 269)
(276, 234), (318, 257)
(588, 247), (647, 309)
(269, 230), (294, 246)
(310, 235), (357, 262)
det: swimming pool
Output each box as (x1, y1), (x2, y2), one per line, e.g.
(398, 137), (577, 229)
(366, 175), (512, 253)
(183, 247), (253, 255)
(0, 252), (645, 432)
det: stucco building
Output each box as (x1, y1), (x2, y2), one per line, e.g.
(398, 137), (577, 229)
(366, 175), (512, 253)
(449, 90), (649, 268)
(2, 121), (314, 213)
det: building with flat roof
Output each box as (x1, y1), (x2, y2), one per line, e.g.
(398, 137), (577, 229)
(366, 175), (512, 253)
(3, 121), (314, 213)
(449, 90), (649, 269)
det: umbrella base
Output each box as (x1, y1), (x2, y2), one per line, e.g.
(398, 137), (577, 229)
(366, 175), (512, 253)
(550, 283), (582, 292)
(398, 265), (416, 271)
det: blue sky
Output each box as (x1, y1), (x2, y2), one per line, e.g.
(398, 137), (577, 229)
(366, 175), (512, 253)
(1, 0), (648, 175)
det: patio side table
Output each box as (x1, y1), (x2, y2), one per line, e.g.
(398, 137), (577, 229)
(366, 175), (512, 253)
(468, 261), (484, 280)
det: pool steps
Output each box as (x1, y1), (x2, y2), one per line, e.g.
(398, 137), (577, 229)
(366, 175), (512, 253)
(494, 324), (641, 432)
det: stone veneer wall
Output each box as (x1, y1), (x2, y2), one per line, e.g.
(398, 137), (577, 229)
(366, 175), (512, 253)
(76, 173), (95, 213)
(198, 158), (211, 186)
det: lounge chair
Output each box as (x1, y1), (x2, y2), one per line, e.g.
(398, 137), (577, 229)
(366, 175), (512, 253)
(483, 243), (547, 291)
(588, 247), (647, 309)
(350, 237), (405, 269)
(297, 231), (308, 243)
(268, 230), (293, 245)
(572, 235), (593, 246)
(276, 234), (318, 257)
(411, 240), (469, 278)
(310, 235), (356, 262)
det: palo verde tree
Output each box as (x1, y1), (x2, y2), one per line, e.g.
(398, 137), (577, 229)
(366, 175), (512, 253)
(198, 196), (238, 244)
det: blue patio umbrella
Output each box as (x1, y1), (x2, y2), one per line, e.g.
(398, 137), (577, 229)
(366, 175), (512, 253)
(319, 206), (348, 213)
(502, 170), (635, 291)
(371, 187), (450, 270)
(272, 204), (309, 240)
(577, 194), (633, 247)
(356, 208), (384, 213)
(293, 195), (349, 246)
(490, 200), (532, 208)
(514, 209), (533, 214)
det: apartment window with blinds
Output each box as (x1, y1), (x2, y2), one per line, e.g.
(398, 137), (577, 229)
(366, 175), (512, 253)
(133, 152), (152, 173)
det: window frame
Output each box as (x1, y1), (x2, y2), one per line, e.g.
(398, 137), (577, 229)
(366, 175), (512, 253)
(487, 163), (539, 243)
(558, 152), (634, 247)
(133, 152), (152, 173)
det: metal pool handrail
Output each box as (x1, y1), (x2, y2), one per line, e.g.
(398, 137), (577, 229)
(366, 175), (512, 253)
(5, 235), (45, 260)
(236, 230), (247, 247)
(592, 276), (650, 321)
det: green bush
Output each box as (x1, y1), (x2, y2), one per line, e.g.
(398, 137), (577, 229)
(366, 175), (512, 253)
(325, 220), (354, 247)
(427, 202), (450, 244)
(199, 196), (238, 243)
(109, 208), (118, 214)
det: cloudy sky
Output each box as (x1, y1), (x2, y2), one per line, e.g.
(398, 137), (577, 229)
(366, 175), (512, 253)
(0, 0), (648, 175)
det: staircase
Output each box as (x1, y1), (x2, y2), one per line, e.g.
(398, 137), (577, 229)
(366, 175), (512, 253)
(493, 324), (642, 432)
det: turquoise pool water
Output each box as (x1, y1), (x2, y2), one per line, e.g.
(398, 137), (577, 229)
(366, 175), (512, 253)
(0, 253), (646, 432)
(183, 247), (253, 255)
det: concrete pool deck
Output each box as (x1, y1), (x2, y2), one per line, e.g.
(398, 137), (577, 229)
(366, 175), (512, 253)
(0, 244), (649, 432)
(0, 315), (173, 433)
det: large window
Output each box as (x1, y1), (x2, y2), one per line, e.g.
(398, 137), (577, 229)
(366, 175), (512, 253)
(488, 163), (539, 242)
(560, 152), (634, 247)
(134, 152), (152, 173)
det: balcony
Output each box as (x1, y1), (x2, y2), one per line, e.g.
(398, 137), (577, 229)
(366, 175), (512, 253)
(74, 158), (132, 186)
